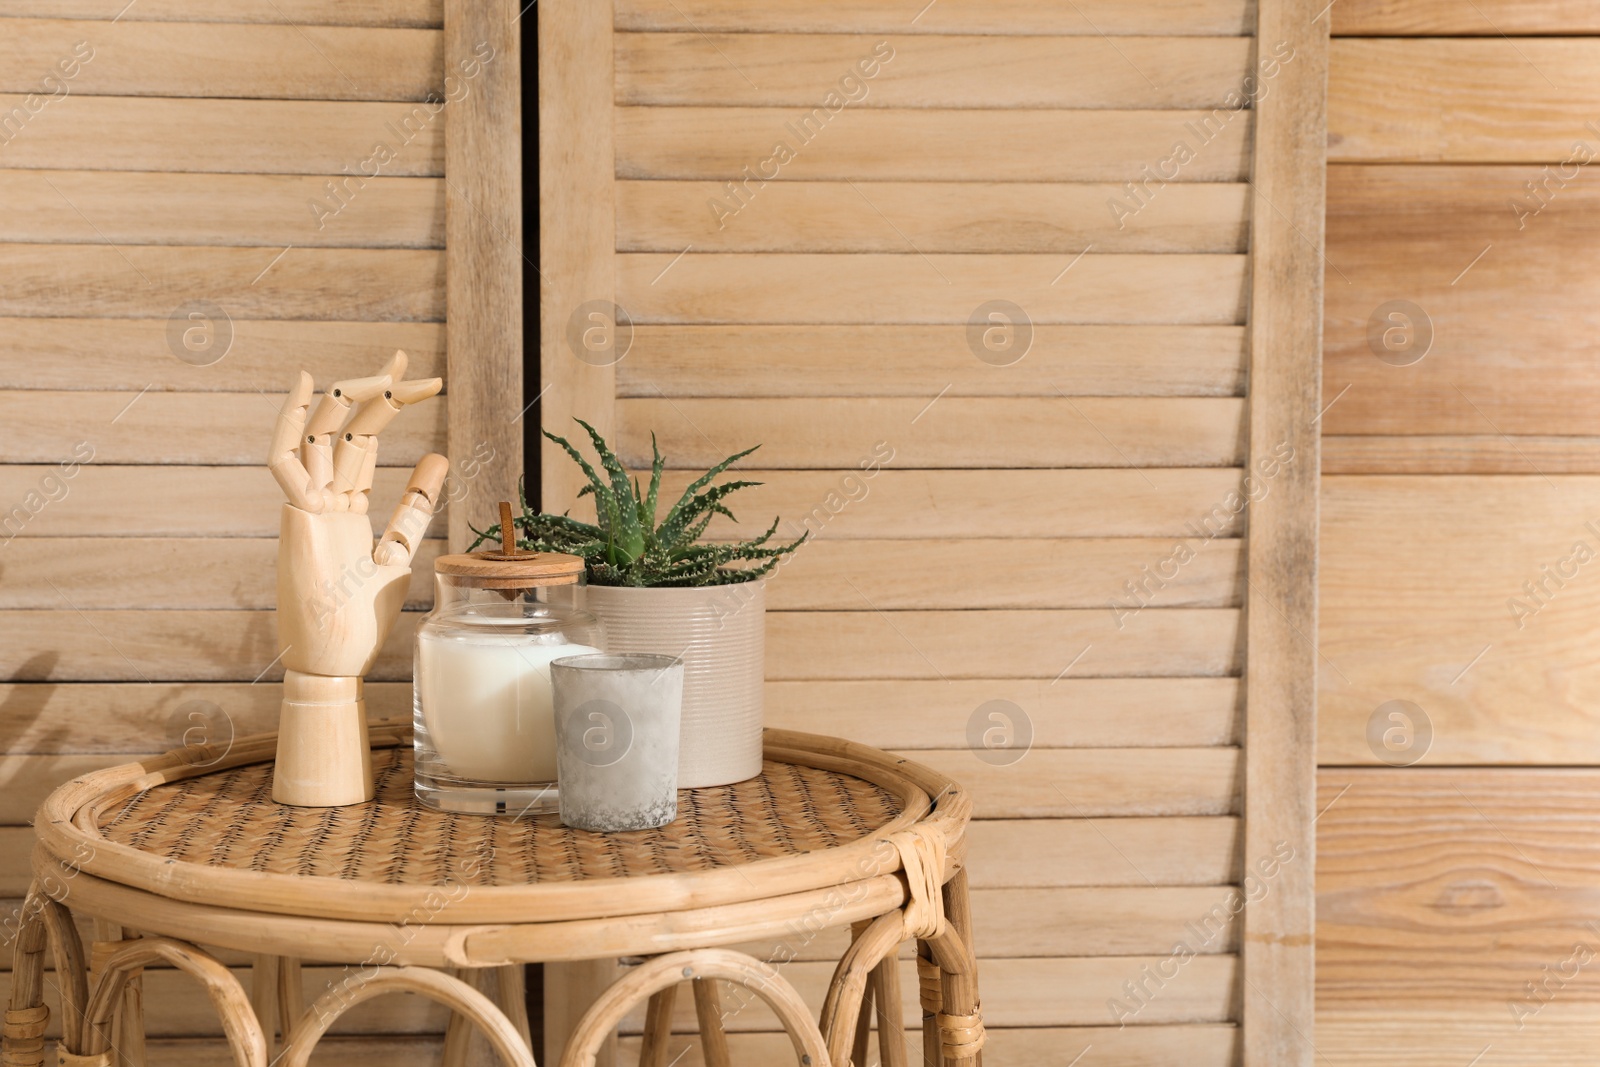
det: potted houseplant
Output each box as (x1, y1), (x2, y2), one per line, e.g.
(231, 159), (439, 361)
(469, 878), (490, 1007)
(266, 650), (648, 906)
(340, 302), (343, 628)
(472, 420), (805, 788)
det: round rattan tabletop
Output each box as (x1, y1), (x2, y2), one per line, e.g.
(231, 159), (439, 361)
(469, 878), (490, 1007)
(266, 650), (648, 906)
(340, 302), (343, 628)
(12, 726), (984, 1067)
(28, 725), (972, 967)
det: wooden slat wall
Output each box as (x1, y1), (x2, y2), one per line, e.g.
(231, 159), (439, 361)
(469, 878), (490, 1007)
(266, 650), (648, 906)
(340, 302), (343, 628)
(541, 2), (1323, 1063)
(0, 0), (511, 1056)
(1319, 4), (1600, 1063)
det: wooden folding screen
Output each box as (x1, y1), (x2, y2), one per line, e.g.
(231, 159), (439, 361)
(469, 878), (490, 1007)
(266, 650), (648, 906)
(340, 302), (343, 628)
(540, 1), (1325, 1063)
(1316, 2), (1600, 1061)
(0, 1), (522, 1059)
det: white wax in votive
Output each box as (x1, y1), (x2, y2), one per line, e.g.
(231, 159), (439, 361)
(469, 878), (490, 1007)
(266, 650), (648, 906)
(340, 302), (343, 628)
(418, 631), (600, 783)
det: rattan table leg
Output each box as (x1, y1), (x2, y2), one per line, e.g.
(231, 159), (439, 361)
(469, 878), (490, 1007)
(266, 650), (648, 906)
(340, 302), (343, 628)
(820, 911), (905, 1067)
(846, 920), (873, 1067)
(546, 960), (619, 1067)
(689, 979), (731, 1067)
(4, 889), (54, 1067)
(932, 870), (984, 1067)
(637, 984), (678, 1067)
(872, 951), (908, 1067)
(116, 968), (146, 1067)
(915, 942), (939, 1067)
(81, 937), (266, 1067)
(33, 889), (90, 1055)
(495, 965), (535, 1054)
(248, 955), (279, 1057)
(558, 951), (826, 1067)
(287, 967), (531, 1067)
(88, 922), (144, 1067)
(442, 968), (495, 1067)
(851, 978), (874, 1067)
(446, 966), (532, 1067)
(276, 958), (303, 1048)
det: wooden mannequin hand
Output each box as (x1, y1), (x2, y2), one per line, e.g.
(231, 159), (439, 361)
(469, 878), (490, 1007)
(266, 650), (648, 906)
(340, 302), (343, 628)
(267, 351), (446, 805)
(269, 350), (446, 676)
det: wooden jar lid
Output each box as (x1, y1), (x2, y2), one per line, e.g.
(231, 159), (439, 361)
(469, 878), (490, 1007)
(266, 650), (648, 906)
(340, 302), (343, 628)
(434, 501), (585, 588)
(432, 550), (585, 588)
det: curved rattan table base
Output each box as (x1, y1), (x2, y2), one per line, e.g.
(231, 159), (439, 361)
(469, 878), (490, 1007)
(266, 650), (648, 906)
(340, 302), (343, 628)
(5, 728), (983, 1067)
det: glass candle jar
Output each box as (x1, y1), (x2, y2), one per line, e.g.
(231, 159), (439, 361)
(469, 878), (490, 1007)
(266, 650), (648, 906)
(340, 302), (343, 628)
(413, 548), (604, 814)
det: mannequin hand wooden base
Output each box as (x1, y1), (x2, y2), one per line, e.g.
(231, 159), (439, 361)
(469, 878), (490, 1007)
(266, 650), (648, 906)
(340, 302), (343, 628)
(272, 672), (374, 807)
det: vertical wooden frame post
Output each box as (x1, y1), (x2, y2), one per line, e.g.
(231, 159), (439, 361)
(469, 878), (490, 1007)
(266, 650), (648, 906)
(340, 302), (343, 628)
(538, 8), (620, 1062)
(445, 0), (525, 551)
(538, 0), (617, 511)
(1244, 1), (1328, 1064)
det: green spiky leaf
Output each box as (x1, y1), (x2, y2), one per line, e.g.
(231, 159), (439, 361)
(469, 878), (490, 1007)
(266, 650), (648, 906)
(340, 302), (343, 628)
(487, 422), (805, 587)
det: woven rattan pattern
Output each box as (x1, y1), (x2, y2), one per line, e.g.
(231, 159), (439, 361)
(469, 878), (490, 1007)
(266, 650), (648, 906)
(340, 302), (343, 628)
(95, 748), (904, 886)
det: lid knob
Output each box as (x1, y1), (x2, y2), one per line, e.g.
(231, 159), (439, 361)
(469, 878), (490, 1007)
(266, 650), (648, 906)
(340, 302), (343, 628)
(499, 500), (518, 557)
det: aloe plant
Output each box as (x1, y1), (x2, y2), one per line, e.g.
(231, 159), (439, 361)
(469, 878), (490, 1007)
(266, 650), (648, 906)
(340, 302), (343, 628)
(469, 420), (807, 587)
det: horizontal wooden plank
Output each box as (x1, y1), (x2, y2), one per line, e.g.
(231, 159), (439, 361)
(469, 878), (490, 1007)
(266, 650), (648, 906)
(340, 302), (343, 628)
(968, 818), (1241, 887)
(617, 253), (1249, 324)
(622, 956), (1239, 1031)
(621, 397), (1248, 467)
(0, 318), (445, 391)
(0, 828), (32, 893)
(0, 466), (446, 538)
(0, 466), (1224, 540)
(0, 96), (444, 174)
(1325, 164), (1600, 436)
(0, 610), (416, 682)
(617, 107), (1253, 182)
(1317, 770), (1600, 1012)
(617, 180), (1250, 254)
(0, 0), (442, 27)
(767, 678), (1241, 748)
(0, 961), (448, 1035)
(1332, 0), (1600, 35)
(731, 885), (1243, 962)
(983, 885), (1248, 956)
(0, 392), (443, 464)
(0, 170), (443, 247)
(0, 682), (413, 754)
(620, 1027), (1240, 1067)
(903, 748), (1241, 817)
(1319, 475), (1600, 764)
(0, 540), (443, 610)
(0, 753), (150, 822)
(1329, 40), (1600, 162)
(0, 608), (1235, 683)
(0, 19), (440, 99)
(617, 34), (1254, 109)
(0, 245), (443, 320)
(615, 0), (1254, 36)
(617, 324), (1248, 397)
(0, 676), (1237, 755)
(1324, 1011), (1600, 1067)
(641, 467), (1250, 539)
(1319, 1006), (1600, 1067)
(765, 538), (1244, 610)
(1322, 436), (1600, 475)
(767, 609), (1242, 679)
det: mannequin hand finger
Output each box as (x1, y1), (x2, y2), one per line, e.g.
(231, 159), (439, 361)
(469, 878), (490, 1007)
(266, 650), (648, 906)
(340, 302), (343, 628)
(269, 371), (329, 512)
(374, 453), (449, 567)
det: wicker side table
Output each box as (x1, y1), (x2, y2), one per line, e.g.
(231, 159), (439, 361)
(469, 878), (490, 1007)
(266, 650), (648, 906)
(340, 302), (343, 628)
(4, 727), (982, 1067)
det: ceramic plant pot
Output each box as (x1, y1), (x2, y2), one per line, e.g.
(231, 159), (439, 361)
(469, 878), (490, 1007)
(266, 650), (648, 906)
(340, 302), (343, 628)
(581, 582), (765, 788)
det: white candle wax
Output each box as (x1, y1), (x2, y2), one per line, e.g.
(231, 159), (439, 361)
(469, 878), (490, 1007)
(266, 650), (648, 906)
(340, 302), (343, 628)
(418, 630), (600, 783)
